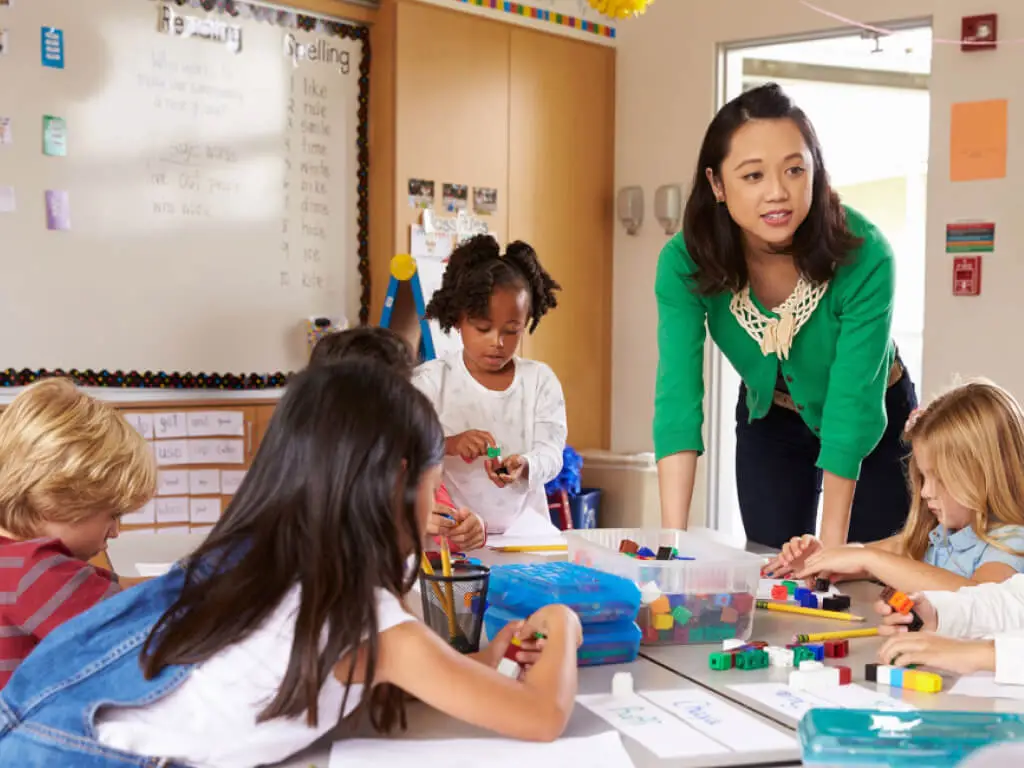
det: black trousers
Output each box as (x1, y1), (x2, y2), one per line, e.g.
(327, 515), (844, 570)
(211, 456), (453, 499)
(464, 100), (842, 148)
(735, 366), (917, 549)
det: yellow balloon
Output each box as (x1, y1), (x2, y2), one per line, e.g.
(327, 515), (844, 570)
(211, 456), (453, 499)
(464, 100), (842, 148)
(390, 253), (417, 281)
(587, 0), (654, 19)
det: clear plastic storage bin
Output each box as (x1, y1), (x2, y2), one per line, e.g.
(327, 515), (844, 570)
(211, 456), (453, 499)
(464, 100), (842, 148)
(565, 528), (763, 646)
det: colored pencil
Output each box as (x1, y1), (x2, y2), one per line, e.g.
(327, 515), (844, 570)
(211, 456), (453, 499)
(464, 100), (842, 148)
(440, 537), (458, 641)
(419, 553), (449, 608)
(794, 628), (880, 643)
(756, 599), (865, 623)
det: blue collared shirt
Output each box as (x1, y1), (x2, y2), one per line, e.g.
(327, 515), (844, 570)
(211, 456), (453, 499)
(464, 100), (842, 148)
(924, 524), (1024, 577)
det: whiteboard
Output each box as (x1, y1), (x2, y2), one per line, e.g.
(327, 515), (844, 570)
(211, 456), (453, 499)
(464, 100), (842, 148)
(0, 0), (367, 380)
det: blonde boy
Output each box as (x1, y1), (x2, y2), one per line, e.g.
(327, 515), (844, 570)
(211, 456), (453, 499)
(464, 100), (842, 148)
(0, 378), (155, 687)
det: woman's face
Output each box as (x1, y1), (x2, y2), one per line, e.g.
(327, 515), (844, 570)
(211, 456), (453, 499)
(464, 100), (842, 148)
(706, 117), (814, 253)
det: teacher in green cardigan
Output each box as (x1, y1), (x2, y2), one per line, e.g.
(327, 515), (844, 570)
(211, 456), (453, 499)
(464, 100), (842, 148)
(654, 83), (917, 549)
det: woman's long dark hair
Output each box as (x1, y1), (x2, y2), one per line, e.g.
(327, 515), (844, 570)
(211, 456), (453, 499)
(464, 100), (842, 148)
(140, 360), (444, 732)
(683, 83), (862, 296)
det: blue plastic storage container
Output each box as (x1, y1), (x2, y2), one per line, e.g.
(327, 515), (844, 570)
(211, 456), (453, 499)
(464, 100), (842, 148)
(799, 708), (1024, 766)
(486, 561), (641, 625)
(484, 604), (640, 667)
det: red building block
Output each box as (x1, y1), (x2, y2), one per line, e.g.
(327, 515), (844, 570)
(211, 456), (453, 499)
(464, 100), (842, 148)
(824, 640), (849, 658)
(619, 539), (639, 554)
(770, 585), (789, 600)
(732, 593), (755, 613)
(837, 666), (852, 685)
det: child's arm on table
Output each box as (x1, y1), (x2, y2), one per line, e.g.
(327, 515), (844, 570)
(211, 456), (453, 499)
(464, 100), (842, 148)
(794, 545), (1017, 593)
(373, 604), (581, 742)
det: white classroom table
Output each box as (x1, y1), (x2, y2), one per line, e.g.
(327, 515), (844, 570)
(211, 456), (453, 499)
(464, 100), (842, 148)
(642, 579), (1024, 729)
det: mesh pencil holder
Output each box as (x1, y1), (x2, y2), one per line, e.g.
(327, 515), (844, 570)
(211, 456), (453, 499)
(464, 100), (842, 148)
(419, 563), (490, 654)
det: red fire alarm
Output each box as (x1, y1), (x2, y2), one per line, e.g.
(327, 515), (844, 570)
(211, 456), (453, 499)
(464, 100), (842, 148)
(962, 14), (997, 51)
(953, 255), (982, 296)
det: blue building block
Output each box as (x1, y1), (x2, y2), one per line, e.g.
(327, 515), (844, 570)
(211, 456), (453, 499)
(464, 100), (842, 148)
(799, 593), (819, 609)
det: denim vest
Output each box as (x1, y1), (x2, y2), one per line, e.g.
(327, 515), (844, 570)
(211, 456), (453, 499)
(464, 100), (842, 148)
(0, 566), (195, 767)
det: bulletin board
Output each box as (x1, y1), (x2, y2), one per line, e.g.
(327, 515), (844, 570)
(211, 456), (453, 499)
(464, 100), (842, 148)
(0, 0), (369, 388)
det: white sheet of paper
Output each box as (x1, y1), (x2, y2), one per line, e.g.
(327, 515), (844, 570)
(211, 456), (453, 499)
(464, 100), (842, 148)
(486, 533), (566, 549)
(123, 412), (155, 440)
(188, 438), (245, 465)
(157, 470), (189, 496)
(122, 500), (156, 525)
(186, 411), (245, 437)
(154, 440), (190, 466)
(153, 412), (188, 439)
(156, 525), (189, 535)
(813, 683), (918, 711)
(728, 683), (832, 722)
(135, 562), (173, 577)
(189, 469), (221, 495)
(220, 469), (246, 495)
(576, 692), (728, 758)
(0, 186), (15, 214)
(757, 578), (838, 600)
(155, 497), (189, 524)
(949, 673), (1024, 701)
(640, 689), (795, 752)
(330, 731), (635, 768)
(189, 497), (221, 524)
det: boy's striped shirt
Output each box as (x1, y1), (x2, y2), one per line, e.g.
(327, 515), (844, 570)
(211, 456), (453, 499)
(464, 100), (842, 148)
(0, 537), (120, 687)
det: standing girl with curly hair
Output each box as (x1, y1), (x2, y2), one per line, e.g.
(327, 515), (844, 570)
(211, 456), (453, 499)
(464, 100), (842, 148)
(413, 235), (566, 537)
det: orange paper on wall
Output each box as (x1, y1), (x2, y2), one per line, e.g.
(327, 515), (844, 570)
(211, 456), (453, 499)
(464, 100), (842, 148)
(950, 99), (1008, 182)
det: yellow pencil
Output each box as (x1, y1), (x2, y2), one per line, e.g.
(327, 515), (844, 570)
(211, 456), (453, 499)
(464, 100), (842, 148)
(494, 544), (568, 553)
(440, 537), (458, 641)
(419, 553), (448, 608)
(794, 628), (880, 643)
(756, 599), (865, 623)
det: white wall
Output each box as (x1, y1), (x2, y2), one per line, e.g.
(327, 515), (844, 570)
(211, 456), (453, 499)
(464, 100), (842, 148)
(613, 1), (1024, 520)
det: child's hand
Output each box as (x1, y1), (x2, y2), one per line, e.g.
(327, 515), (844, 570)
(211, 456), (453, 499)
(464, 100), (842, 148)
(875, 593), (937, 635)
(486, 454), (528, 487)
(763, 534), (822, 577)
(446, 430), (496, 462)
(794, 544), (872, 581)
(878, 634), (995, 676)
(528, 604), (584, 648)
(447, 507), (486, 551)
(425, 505), (457, 538)
(483, 620), (545, 670)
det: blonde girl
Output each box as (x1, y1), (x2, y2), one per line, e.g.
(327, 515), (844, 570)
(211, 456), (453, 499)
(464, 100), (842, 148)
(766, 380), (1024, 593)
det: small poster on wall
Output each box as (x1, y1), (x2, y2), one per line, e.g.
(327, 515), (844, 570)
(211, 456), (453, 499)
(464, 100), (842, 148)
(41, 27), (64, 69)
(442, 183), (468, 212)
(408, 178), (434, 209)
(0, 117), (11, 145)
(42, 115), (67, 156)
(45, 189), (70, 231)
(473, 186), (497, 215)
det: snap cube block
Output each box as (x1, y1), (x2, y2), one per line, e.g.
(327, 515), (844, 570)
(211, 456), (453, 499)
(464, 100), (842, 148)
(799, 593), (819, 609)
(636, 546), (656, 558)
(782, 580), (797, 594)
(612, 671), (634, 696)
(640, 582), (662, 605)
(497, 657), (520, 679)
(652, 613), (674, 631)
(805, 643), (825, 661)
(673, 627), (689, 643)
(736, 649), (769, 670)
(642, 625), (658, 643)
(649, 595), (671, 615)
(793, 587), (811, 602)
(720, 605), (739, 623)
(864, 663), (879, 683)
(770, 585), (789, 600)
(824, 640), (849, 658)
(877, 665), (892, 686)
(793, 647), (816, 664)
(767, 646), (794, 668)
(733, 593), (754, 613)
(656, 546), (674, 560)
(709, 652), (734, 671)
(814, 577), (831, 592)
(910, 671), (942, 693)
(837, 666), (852, 685)
(748, 641), (769, 649)
(689, 627), (706, 643)
(822, 595), (851, 612)
(908, 610), (925, 632)
(713, 593), (732, 607)
(799, 660), (824, 671)
(880, 586), (914, 615)
(889, 668), (904, 687)
(671, 605), (693, 625)
(659, 629), (674, 642)
(668, 593), (686, 609)
(618, 539), (639, 554)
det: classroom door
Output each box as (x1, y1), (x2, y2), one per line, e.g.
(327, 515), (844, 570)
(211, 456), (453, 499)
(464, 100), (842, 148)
(508, 27), (615, 451)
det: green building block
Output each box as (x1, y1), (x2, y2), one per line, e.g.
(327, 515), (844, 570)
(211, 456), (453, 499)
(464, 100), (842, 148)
(671, 605), (693, 625)
(735, 650), (768, 670)
(487, 445), (502, 459)
(709, 652), (734, 671)
(658, 629), (674, 642)
(793, 646), (815, 664)
(782, 580), (797, 594)
(689, 627), (706, 643)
